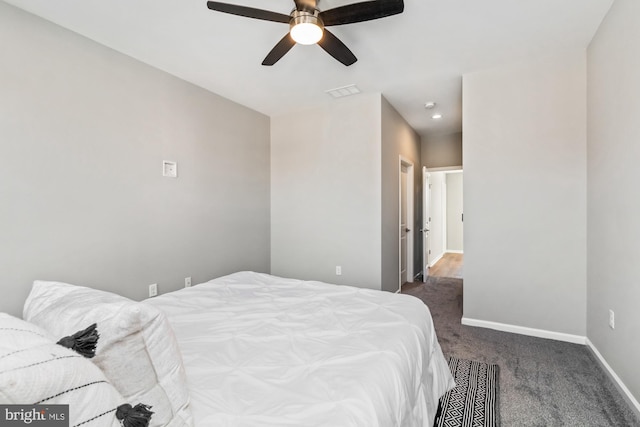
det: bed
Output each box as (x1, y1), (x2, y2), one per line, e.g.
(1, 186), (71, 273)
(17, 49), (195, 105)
(6, 271), (454, 427)
(146, 272), (454, 426)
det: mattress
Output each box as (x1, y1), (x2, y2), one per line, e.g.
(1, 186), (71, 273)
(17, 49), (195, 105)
(146, 271), (454, 427)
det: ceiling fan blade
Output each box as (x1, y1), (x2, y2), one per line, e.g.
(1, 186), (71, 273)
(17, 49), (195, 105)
(262, 33), (297, 66)
(207, 1), (290, 23)
(317, 29), (357, 66)
(319, 0), (404, 26)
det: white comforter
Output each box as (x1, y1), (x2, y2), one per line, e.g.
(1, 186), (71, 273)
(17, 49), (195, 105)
(146, 272), (454, 427)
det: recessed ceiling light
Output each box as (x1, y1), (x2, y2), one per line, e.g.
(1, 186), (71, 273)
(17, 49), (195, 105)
(432, 113), (443, 120)
(424, 102), (436, 109)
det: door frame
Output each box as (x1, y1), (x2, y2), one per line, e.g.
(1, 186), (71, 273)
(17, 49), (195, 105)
(422, 167), (431, 279)
(399, 156), (414, 291)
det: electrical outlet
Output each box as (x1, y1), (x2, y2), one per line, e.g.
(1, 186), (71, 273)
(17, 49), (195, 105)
(609, 309), (615, 329)
(185, 277), (192, 288)
(162, 161), (177, 178)
(336, 266), (342, 276)
(149, 283), (158, 298)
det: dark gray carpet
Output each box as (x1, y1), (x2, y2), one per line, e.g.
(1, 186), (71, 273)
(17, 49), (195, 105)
(403, 277), (640, 427)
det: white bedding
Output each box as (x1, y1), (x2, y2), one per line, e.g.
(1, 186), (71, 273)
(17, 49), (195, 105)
(146, 271), (454, 427)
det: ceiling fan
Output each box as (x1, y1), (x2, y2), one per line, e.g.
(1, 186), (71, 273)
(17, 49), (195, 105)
(206, 0), (404, 66)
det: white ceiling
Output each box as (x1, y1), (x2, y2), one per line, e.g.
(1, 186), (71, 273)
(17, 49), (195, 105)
(4, 0), (613, 138)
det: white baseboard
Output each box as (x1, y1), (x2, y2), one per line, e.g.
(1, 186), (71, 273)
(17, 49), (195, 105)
(586, 338), (640, 418)
(461, 317), (586, 344)
(446, 250), (464, 254)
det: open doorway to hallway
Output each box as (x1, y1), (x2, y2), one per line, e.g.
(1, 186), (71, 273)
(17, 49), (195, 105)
(423, 168), (463, 280)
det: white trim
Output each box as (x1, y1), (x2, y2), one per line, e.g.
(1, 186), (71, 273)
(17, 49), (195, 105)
(422, 166), (431, 278)
(446, 250), (464, 254)
(461, 317), (587, 344)
(399, 156), (415, 292)
(442, 176), (448, 254)
(427, 166), (463, 172)
(586, 338), (640, 418)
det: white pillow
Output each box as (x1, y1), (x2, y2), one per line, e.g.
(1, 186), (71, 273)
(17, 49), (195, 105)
(0, 313), (131, 426)
(23, 281), (193, 427)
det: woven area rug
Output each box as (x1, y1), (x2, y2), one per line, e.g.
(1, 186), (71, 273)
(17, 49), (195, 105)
(434, 357), (500, 427)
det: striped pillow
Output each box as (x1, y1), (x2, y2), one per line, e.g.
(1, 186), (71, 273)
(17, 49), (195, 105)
(0, 313), (130, 427)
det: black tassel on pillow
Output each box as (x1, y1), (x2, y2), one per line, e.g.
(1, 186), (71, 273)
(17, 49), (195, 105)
(56, 323), (99, 358)
(116, 403), (153, 427)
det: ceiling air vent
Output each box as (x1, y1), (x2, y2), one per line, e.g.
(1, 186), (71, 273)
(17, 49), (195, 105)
(325, 84), (361, 99)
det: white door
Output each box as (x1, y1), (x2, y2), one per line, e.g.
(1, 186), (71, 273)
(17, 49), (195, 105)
(422, 167), (431, 279)
(400, 165), (408, 285)
(399, 159), (414, 290)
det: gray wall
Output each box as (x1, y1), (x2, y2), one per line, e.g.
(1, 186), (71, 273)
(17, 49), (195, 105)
(381, 97), (422, 291)
(0, 2), (271, 317)
(587, 0), (640, 406)
(446, 173), (463, 252)
(270, 94), (421, 293)
(463, 52), (587, 336)
(421, 132), (462, 169)
(270, 94), (382, 290)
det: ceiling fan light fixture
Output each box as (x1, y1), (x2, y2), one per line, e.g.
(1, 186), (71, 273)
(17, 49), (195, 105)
(290, 11), (324, 45)
(207, 0), (404, 65)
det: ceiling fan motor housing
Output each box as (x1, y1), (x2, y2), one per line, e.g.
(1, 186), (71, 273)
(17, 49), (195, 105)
(290, 9), (324, 44)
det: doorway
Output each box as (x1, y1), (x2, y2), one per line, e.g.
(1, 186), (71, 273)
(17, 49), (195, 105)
(422, 168), (463, 279)
(399, 157), (414, 290)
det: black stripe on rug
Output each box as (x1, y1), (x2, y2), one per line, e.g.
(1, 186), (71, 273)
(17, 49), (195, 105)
(434, 357), (500, 427)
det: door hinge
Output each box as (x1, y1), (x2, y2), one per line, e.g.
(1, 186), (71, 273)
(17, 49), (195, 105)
(429, 250), (431, 254)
